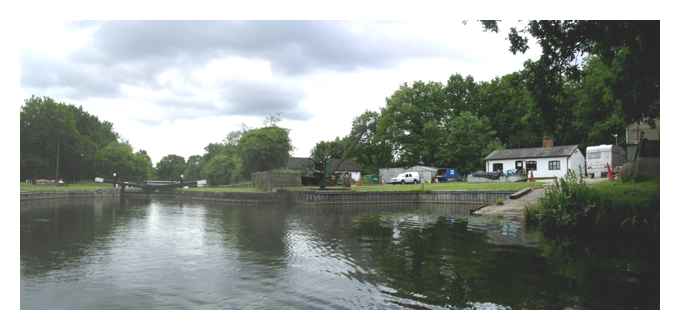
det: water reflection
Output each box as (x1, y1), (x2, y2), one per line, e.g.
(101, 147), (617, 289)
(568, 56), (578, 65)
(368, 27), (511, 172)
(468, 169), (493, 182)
(20, 198), (658, 309)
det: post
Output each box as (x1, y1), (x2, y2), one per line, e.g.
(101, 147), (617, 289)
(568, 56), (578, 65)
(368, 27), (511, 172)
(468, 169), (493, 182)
(55, 139), (60, 183)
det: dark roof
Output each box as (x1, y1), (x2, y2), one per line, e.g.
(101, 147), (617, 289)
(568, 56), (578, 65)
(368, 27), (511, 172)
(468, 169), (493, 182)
(286, 157), (314, 170)
(329, 159), (361, 172)
(485, 145), (580, 161)
(286, 157), (361, 172)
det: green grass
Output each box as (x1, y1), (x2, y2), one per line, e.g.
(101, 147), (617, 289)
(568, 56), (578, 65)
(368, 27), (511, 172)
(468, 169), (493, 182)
(352, 181), (544, 192)
(20, 182), (113, 192)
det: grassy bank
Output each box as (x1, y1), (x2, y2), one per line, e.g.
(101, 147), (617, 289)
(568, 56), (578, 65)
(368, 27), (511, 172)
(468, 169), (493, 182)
(525, 175), (659, 239)
(352, 181), (544, 192)
(20, 182), (113, 192)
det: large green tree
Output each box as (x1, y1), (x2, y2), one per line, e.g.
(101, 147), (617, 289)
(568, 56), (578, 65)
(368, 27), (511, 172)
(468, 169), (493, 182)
(200, 153), (241, 185)
(95, 141), (151, 182)
(437, 111), (503, 174)
(377, 81), (448, 166)
(482, 20), (659, 125)
(21, 96), (119, 181)
(155, 154), (186, 180)
(344, 110), (393, 174)
(238, 126), (292, 176)
(182, 155), (203, 180)
(310, 137), (348, 172)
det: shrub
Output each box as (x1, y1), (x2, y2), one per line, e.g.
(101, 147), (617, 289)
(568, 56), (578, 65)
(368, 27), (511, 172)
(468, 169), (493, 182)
(525, 171), (659, 240)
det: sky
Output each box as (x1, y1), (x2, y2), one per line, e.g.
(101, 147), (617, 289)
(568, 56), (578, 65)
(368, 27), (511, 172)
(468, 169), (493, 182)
(19, 20), (541, 164)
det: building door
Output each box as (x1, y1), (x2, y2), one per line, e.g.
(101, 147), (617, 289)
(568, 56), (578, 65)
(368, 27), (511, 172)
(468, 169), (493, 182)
(515, 161), (524, 171)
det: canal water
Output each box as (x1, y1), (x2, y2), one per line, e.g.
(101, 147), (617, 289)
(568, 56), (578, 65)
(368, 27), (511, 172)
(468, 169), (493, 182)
(20, 197), (658, 309)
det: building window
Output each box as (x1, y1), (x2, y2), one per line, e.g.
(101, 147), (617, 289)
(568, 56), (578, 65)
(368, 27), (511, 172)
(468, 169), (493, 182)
(526, 161), (537, 171)
(549, 160), (561, 171)
(493, 163), (503, 172)
(515, 161), (523, 170)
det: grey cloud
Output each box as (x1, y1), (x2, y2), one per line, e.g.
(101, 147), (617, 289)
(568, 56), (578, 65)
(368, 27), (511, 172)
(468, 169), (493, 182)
(157, 80), (309, 121)
(79, 21), (449, 74)
(21, 21), (454, 120)
(21, 53), (121, 98)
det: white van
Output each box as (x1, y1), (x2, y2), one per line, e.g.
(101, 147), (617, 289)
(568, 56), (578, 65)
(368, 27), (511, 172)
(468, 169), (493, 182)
(390, 171), (420, 184)
(586, 144), (626, 178)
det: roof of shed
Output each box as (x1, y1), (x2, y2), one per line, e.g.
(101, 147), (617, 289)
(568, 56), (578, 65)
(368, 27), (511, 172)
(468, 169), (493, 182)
(286, 157), (361, 172)
(485, 145), (580, 161)
(329, 159), (361, 172)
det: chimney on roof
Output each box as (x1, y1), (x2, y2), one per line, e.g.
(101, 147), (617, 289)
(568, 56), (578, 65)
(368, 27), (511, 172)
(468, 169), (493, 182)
(543, 136), (554, 148)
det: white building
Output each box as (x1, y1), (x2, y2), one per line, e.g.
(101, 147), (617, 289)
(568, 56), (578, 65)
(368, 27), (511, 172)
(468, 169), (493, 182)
(484, 144), (585, 179)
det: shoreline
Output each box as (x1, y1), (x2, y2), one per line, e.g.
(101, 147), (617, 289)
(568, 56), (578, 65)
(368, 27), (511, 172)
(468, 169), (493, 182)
(21, 188), (517, 208)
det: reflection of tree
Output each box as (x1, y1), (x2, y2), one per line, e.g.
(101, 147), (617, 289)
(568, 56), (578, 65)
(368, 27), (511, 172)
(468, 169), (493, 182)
(536, 236), (659, 309)
(347, 215), (573, 309)
(20, 198), (150, 277)
(216, 205), (291, 266)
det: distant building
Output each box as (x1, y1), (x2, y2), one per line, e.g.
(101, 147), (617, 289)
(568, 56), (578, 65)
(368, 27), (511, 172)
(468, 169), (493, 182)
(626, 118), (660, 145)
(624, 118), (660, 161)
(484, 139), (585, 178)
(379, 165), (439, 184)
(327, 159), (362, 182)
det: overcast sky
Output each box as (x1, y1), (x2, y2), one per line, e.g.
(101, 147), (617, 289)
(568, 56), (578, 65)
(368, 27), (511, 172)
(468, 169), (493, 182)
(19, 20), (540, 164)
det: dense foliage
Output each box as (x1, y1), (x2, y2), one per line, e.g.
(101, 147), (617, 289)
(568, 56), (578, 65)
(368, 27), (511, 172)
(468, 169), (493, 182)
(20, 96), (154, 182)
(525, 173), (659, 239)
(238, 126), (293, 176)
(155, 154), (186, 180)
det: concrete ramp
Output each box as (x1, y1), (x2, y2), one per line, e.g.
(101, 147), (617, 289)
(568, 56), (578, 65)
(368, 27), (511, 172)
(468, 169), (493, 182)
(473, 188), (545, 218)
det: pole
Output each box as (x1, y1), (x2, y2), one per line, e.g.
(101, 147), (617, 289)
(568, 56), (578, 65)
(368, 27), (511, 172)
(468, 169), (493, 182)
(55, 139), (60, 182)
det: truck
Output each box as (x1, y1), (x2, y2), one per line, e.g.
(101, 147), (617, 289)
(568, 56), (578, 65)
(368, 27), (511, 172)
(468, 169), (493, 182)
(586, 144), (626, 178)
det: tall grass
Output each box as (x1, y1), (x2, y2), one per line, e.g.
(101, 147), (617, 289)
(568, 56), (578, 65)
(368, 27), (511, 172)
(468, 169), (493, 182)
(525, 172), (659, 240)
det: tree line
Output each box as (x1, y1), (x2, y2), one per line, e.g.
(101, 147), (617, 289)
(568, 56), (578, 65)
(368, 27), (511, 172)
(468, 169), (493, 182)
(20, 96), (292, 184)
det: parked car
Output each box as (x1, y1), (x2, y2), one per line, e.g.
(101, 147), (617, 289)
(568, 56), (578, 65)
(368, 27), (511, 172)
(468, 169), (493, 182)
(390, 171), (420, 184)
(435, 168), (461, 182)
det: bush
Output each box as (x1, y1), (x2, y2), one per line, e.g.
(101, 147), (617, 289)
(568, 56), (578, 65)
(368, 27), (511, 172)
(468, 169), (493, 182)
(525, 171), (659, 240)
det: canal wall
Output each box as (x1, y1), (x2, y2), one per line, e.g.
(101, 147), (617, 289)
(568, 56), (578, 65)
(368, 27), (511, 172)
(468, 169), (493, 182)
(20, 189), (120, 201)
(288, 190), (515, 205)
(125, 190), (283, 204)
(123, 189), (515, 206)
(21, 188), (516, 207)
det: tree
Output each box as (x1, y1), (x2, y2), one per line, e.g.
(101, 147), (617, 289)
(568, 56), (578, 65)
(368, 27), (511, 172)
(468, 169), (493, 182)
(200, 153), (241, 185)
(183, 155), (203, 180)
(134, 150), (155, 180)
(155, 154), (186, 180)
(95, 141), (150, 181)
(20, 96), (120, 181)
(237, 126), (292, 176)
(483, 20), (659, 125)
(344, 110), (393, 174)
(570, 56), (626, 147)
(476, 72), (542, 148)
(437, 111), (502, 175)
(310, 137), (348, 171)
(377, 81), (448, 166)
